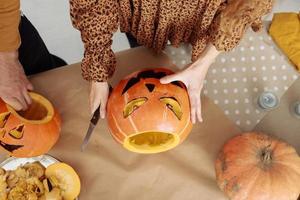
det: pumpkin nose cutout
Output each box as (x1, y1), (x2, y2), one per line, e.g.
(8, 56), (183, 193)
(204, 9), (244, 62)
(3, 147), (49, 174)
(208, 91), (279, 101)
(145, 84), (155, 92)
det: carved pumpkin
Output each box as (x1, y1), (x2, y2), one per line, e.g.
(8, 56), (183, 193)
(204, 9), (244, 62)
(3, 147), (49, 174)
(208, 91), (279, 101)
(215, 132), (300, 200)
(0, 92), (61, 157)
(107, 68), (192, 153)
(45, 162), (81, 200)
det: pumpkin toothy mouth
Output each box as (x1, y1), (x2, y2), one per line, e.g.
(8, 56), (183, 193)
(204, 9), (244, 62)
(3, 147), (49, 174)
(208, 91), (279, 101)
(123, 132), (180, 153)
(0, 141), (23, 152)
(7, 92), (54, 124)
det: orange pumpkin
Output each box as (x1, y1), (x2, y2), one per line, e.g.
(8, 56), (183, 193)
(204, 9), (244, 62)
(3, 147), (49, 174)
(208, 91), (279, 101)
(215, 132), (300, 200)
(0, 92), (61, 157)
(107, 68), (192, 153)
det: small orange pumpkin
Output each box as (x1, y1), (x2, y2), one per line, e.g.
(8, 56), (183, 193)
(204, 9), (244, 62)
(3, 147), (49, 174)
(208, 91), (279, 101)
(107, 68), (192, 153)
(215, 132), (300, 200)
(0, 92), (61, 157)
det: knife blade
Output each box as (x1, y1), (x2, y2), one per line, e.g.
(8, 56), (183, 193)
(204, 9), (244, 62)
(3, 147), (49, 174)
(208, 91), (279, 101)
(81, 106), (101, 151)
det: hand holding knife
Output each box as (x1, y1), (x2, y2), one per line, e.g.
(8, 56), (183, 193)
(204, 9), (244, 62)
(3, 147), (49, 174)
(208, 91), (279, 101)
(81, 105), (101, 152)
(81, 84), (112, 151)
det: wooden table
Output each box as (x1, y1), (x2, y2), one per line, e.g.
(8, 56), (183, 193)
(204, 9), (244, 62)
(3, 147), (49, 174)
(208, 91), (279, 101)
(29, 47), (241, 200)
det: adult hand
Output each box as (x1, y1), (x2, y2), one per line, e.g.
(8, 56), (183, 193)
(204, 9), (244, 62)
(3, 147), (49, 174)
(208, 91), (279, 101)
(89, 81), (109, 119)
(161, 44), (220, 123)
(0, 51), (33, 111)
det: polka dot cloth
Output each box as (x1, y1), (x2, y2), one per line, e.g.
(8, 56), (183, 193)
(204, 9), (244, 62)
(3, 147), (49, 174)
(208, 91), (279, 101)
(164, 25), (300, 131)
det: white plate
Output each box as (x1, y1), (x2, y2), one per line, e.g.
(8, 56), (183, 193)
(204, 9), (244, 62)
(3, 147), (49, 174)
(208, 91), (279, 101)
(0, 154), (59, 170)
(0, 155), (79, 200)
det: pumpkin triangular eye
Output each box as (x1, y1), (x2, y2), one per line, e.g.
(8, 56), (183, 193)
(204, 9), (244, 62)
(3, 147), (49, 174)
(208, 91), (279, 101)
(9, 125), (25, 139)
(0, 112), (11, 128)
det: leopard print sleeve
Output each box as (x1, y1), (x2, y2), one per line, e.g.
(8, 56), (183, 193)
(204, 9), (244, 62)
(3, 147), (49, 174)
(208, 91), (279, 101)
(209, 0), (274, 52)
(70, 0), (119, 82)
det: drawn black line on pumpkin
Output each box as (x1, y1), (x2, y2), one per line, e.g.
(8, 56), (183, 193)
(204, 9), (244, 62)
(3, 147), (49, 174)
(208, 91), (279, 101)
(122, 69), (184, 94)
(0, 141), (23, 152)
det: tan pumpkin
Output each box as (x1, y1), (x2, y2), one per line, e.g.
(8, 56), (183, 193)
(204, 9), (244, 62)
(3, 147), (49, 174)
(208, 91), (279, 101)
(0, 92), (61, 157)
(107, 68), (192, 154)
(215, 132), (300, 200)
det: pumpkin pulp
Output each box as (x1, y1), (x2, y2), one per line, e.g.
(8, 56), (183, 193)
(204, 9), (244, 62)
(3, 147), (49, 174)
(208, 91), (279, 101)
(45, 163), (81, 200)
(7, 92), (54, 124)
(123, 132), (180, 153)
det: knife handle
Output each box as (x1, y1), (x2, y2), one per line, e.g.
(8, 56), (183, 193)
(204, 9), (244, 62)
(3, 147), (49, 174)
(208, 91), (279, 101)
(91, 106), (100, 124)
(109, 85), (113, 93)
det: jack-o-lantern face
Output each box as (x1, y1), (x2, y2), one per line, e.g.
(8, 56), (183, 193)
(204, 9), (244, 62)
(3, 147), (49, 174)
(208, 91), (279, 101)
(0, 112), (24, 152)
(0, 92), (61, 157)
(107, 68), (193, 153)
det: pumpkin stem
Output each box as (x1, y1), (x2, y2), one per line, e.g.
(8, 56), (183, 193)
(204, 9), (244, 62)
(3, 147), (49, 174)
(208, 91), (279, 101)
(261, 146), (273, 166)
(262, 150), (271, 162)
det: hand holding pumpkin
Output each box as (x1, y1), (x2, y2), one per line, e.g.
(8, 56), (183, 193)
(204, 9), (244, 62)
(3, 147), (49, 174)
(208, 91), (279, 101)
(0, 51), (33, 111)
(160, 65), (205, 123)
(161, 44), (220, 123)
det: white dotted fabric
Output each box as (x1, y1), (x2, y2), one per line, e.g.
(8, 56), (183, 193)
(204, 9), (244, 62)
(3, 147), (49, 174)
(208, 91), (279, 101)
(164, 25), (299, 131)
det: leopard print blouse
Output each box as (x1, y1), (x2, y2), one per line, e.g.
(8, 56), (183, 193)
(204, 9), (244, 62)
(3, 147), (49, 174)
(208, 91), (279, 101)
(70, 0), (273, 82)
